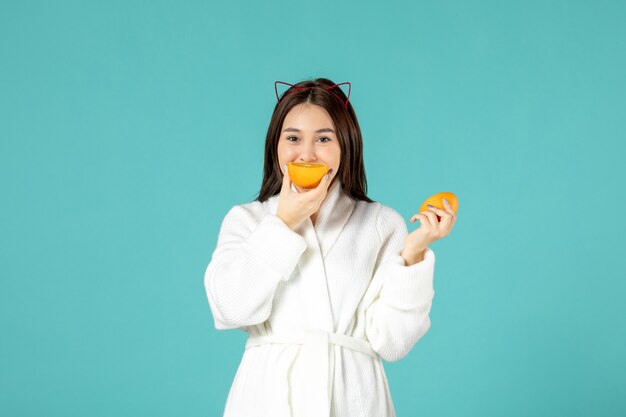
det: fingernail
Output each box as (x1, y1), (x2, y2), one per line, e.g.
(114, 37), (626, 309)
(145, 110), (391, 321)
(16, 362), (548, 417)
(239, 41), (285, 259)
(443, 198), (449, 204)
(427, 204), (434, 208)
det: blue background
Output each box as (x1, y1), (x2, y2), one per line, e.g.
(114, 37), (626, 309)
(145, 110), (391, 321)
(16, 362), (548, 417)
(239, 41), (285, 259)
(1, 0), (625, 416)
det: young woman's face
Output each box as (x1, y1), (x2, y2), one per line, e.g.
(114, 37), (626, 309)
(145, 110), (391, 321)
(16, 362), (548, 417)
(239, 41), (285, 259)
(277, 103), (341, 193)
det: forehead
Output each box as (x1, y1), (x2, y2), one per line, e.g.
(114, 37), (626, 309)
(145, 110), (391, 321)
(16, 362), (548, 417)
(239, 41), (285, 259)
(282, 103), (334, 128)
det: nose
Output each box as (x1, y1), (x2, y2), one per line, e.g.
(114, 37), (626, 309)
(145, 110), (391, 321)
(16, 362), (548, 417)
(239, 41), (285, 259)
(298, 142), (317, 162)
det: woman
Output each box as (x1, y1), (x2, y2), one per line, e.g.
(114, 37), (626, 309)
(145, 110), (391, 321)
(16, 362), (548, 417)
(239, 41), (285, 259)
(204, 78), (457, 417)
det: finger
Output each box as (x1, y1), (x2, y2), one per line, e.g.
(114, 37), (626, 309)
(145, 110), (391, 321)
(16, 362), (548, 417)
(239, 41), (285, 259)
(314, 169), (333, 192)
(422, 209), (438, 225)
(410, 213), (423, 223)
(410, 213), (432, 227)
(440, 200), (457, 228)
(426, 204), (453, 221)
(433, 206), (453, 231)
(441, 198), (457, 217)
(281, 164), (292, 191)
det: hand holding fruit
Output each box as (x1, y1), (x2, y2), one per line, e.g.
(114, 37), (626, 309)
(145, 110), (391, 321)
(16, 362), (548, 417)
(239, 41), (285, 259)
(402, 192), (458, 263)
(276, 163), (333, 230)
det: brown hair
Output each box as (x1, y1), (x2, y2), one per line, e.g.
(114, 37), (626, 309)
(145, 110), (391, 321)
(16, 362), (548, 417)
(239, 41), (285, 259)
(254, 77), (375, 203)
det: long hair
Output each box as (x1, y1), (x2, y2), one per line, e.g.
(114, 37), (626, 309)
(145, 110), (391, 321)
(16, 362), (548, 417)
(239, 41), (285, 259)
(255, 77), (375, 203)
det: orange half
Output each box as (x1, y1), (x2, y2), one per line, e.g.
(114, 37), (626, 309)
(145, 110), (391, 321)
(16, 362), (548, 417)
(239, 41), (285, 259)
(419, 192), (458, 222)
(288, 162), (330, 189)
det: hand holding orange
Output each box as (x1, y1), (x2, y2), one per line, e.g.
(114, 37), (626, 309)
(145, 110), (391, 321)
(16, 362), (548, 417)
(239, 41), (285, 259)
(404, 191), (458, 255)
(287, 162), (330, 189)
(419, 192), (458, 222)
(277, 163), (333, 230)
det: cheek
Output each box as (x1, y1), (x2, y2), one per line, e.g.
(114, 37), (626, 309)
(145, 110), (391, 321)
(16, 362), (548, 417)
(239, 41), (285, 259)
(276, 143), (294, 161)
(322, 146), (341, 166)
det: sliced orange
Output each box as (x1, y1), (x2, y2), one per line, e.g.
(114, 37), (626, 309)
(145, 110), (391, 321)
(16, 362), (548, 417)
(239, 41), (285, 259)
(419, 192), (458, 222)
(288, 162), (330, 189)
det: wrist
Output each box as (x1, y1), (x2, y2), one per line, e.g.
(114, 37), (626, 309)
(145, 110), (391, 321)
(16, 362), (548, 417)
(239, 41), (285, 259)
(401, 246), (426, 266)
(276, 212), (298, 231)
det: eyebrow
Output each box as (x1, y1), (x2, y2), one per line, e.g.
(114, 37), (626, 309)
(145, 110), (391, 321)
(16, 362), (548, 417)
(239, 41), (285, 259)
(282, 127), (335, 134)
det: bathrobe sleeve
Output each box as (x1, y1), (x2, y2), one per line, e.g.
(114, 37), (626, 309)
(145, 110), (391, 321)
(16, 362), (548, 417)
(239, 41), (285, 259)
(364, 205), (436, 362)
(204, 205), (308, 330)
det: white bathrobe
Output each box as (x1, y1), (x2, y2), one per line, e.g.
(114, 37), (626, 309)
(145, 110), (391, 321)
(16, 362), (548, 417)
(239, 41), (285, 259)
(204, 180), (436, 417)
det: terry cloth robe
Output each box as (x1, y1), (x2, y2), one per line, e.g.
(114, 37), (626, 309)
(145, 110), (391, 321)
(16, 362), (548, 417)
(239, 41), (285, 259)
(204, 179), (436, 417)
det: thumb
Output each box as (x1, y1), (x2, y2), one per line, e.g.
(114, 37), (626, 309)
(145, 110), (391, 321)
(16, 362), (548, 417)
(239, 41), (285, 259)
(281, 164), (291, 189)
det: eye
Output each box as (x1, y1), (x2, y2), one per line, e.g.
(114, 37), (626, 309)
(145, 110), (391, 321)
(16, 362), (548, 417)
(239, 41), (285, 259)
(285, 136), (331, 143)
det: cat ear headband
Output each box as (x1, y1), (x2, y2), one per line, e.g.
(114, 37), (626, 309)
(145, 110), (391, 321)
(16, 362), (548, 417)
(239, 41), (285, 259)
(274, 80), (352, 109)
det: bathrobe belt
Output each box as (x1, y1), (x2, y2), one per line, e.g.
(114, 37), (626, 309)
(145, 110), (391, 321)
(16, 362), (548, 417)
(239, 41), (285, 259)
(245, 329), (379, 417)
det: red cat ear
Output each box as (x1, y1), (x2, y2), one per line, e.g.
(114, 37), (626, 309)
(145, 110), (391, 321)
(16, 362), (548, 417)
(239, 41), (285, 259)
(275, 81), (297, 103)
(324, 82), (351, 109)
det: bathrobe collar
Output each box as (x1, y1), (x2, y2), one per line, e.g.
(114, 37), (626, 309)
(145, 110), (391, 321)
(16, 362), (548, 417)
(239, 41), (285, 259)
(267, 179), (356, 259)
(267, 179), (357, 332)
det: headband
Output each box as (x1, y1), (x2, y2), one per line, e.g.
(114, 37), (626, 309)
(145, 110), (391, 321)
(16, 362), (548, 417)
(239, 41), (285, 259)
(274, 80), (352, 109)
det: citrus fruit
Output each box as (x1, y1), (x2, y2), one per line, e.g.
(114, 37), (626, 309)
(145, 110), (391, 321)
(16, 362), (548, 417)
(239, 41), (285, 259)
(287, 162), (330, 189)
(419, 192), (458, 222)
